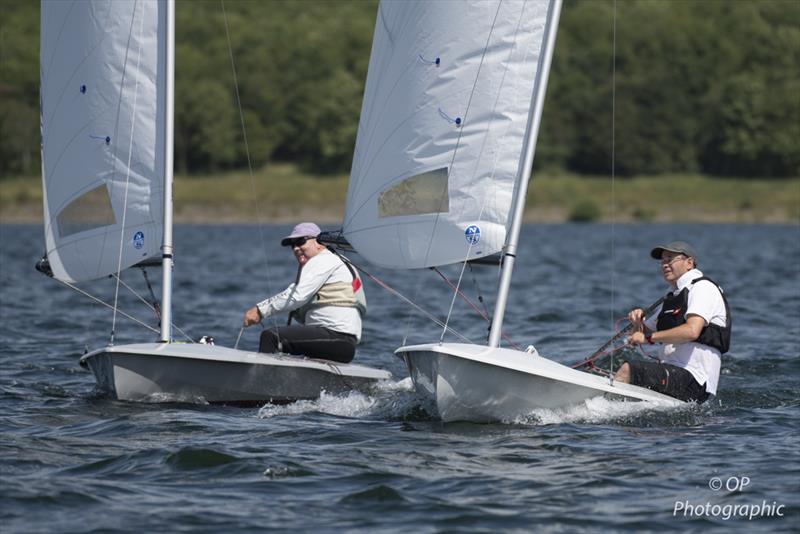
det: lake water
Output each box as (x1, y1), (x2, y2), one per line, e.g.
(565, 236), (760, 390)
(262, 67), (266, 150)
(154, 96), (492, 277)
(1, 223), (798, 532)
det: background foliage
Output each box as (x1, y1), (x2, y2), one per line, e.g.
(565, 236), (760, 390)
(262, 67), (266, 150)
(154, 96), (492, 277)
(1, 0), (798, 179)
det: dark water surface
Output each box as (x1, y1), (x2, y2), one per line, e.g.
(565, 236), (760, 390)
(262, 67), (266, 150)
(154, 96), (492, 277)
(1, 223), (798, 533)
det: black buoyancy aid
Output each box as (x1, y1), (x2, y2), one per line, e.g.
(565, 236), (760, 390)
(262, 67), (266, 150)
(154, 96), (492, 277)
(656, 276), (731, 354)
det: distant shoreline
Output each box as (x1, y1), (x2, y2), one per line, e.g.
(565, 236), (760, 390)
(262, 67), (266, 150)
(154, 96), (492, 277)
(3, 167), (798, 225)
(3, 202), (798, 225)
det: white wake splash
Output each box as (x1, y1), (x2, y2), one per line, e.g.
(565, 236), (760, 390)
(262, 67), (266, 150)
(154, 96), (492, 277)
(256, 378), (413, 419)
(510, 395), (690, 425)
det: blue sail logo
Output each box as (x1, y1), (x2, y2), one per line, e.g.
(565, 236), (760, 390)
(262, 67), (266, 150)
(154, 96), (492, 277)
(464, 225), (481, 245)
(133, 231), (145, 250)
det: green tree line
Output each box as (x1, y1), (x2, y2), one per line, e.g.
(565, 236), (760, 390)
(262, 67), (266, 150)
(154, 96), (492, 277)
(1, 0), (798, 179)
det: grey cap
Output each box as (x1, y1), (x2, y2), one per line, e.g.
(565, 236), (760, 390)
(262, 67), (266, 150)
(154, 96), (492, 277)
(281, 222), (321, 246)
(650, 240), (698, 262)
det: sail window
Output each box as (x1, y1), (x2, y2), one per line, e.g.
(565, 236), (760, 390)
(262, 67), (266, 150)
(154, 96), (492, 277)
(378, 167), (449, 217)
(57, 184), (117, 238)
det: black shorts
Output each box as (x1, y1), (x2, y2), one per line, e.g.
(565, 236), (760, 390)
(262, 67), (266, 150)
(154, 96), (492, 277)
(625, 360), (710, 403)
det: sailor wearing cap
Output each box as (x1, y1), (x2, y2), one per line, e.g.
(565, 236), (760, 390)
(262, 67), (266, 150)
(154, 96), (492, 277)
(243, 222), (366, 363)
(614, 240), (730, 403)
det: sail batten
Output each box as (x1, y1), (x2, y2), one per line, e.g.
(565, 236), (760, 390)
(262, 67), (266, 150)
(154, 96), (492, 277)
(344, 0), (551, 270)
(41, 0), (165, 283)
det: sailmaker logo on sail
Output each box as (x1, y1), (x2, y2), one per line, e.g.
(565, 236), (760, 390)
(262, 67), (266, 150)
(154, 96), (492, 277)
(133, 231), (145, 250)
(464, 225), (481, 245)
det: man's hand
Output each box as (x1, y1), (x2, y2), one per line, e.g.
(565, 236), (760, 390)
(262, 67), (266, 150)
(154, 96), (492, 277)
(244, 306), (262, 327)
(627, 331), (648, 345)
(628, 307), (646, 331)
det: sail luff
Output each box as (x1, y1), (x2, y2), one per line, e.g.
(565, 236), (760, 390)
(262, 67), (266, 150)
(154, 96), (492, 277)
(488, 0), (562, 348)
(160, 0), (175, 343)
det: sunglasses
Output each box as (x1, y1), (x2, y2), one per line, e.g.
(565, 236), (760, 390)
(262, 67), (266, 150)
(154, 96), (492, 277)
(287, 236), (313, 247)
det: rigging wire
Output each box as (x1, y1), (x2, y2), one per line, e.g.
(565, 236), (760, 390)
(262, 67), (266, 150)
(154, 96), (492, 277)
(111, 273), (194, 341)
(438, 3), (532, 344)
(221, 0), (282, 344)
(110, 0), (145, 345)
(51, 278), (160, 335)
(433, 267), (521, 350)
(439, 259), (473, 345)
(346, 261), (474, 345)
(610, 0), (618, 379)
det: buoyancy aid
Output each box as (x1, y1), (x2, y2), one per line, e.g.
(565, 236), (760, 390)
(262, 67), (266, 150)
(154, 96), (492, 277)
(656, 276), (731, 354)
(295, 254), (367, 322)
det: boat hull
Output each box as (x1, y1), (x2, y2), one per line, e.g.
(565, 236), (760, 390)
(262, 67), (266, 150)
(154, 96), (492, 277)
(397, 343), (682, 422)
(80, 343), (391, 405)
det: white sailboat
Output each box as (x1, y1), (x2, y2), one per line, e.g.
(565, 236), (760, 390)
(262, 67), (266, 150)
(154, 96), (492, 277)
(341, 0), (680, 422)
(38, 0), (390, 404)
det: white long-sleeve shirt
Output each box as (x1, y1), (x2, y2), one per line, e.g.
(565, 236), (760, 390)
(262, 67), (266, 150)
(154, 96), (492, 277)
(256, 249), (362, 341)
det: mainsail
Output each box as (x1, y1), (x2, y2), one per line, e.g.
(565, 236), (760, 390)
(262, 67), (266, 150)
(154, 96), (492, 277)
(40, 0), (166, 283)
(344, 0), (552, 270)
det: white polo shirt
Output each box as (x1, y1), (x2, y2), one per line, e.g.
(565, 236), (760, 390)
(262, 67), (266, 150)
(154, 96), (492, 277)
(644, 269), (726, 395)
(256, 249), (362, 341)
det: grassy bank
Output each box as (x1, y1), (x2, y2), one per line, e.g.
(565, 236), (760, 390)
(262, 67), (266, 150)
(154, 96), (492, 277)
(2, 165), (798, 224)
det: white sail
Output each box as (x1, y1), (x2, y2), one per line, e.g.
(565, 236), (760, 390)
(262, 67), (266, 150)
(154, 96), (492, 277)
(344, 0), (552, 269)
(40, 0), (166, 283)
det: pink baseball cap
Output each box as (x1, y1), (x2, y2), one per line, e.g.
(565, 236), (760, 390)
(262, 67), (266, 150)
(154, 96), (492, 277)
(281, 222), (321, 246)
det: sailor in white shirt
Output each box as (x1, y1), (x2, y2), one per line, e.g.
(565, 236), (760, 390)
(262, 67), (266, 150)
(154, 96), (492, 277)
(243, 222), (366, 363)
(614, 241), (730, 403)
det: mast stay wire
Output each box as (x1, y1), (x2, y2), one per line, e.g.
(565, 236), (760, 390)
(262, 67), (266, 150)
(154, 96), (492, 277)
(439, 3), (533, 346)
(221, 0), (283, 343)
(433, 267), (521, 350)
(610, 0), (618, 377)
(110, 0), (145, 345)
(111, 273), (194, 341)
(51, 277), (160, 335)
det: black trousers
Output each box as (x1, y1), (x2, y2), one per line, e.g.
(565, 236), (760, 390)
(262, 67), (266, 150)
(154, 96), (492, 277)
(259, 325), (357, 363)
(626, 360), (711, 403)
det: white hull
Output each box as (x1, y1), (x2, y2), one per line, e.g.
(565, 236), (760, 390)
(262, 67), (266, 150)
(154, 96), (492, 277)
(80, 343), (391, 405)
(397, 343), (682, 422)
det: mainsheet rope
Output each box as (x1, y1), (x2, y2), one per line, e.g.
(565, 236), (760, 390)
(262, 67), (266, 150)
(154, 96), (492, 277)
(221, 0), (282, 345)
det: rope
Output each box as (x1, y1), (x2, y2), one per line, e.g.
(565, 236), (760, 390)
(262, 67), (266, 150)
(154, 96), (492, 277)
(220, 0), (282, 346)
(138, 267), (161, 319)
(433, 267), (522, 350)
(234, 327), (245, 350)
(346, 262), (474, 345)
(468, 263), (492, 321)
(111, 273), (194, 342)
